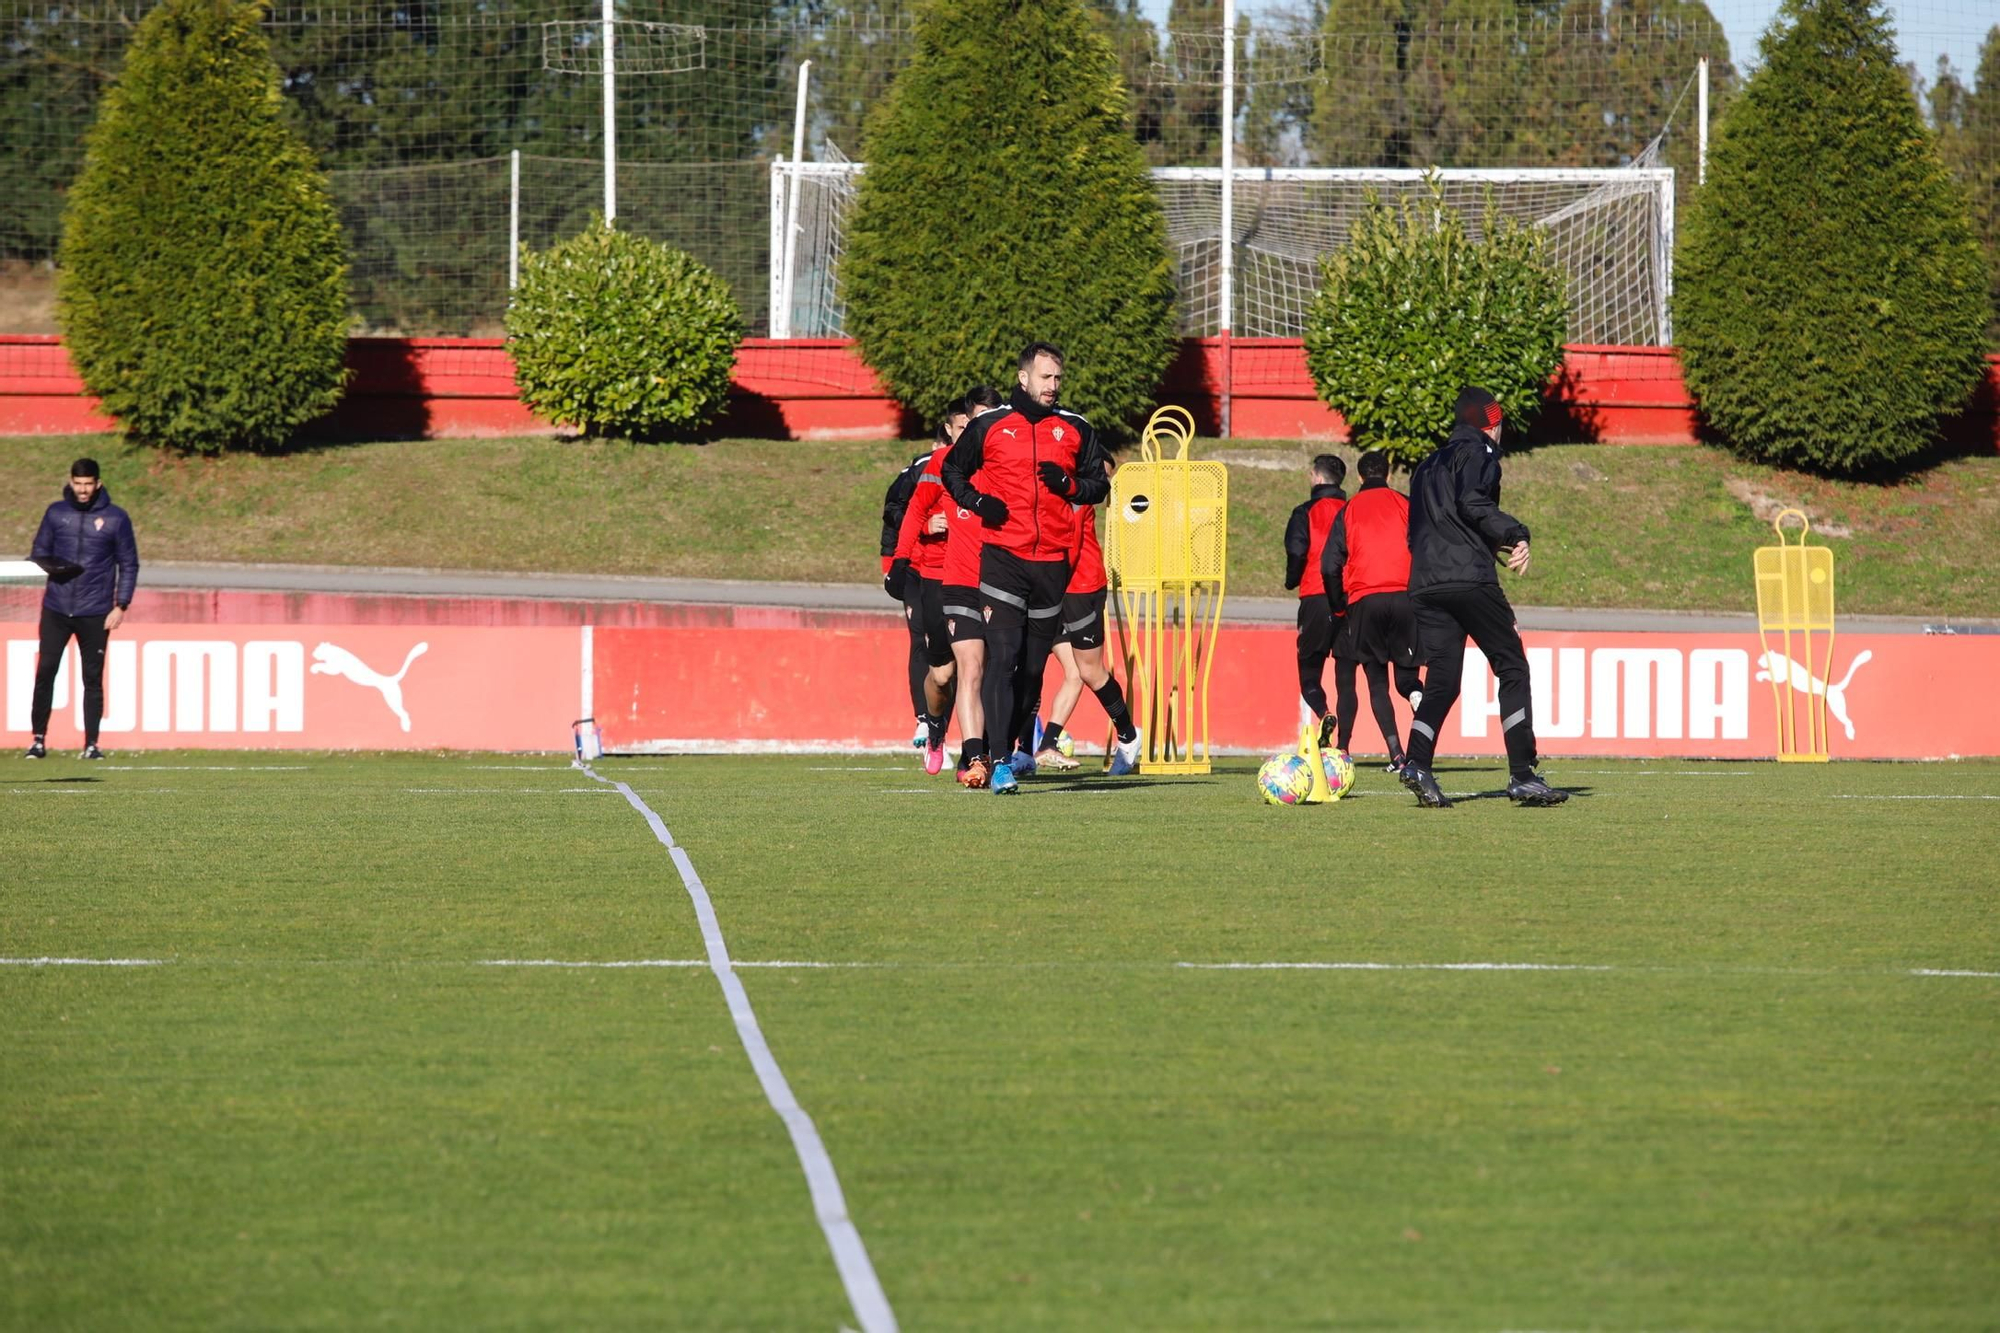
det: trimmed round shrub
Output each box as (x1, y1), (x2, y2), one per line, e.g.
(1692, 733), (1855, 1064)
(506, 218), (743, 439)
(56, 0), (350, 453)
(840, 0), (1177, 436)
(1674, 0), (1990, 474)
(1303, 178), (1567, 464)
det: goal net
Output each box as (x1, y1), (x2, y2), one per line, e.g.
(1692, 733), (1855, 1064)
(773, 158), (1674, 346)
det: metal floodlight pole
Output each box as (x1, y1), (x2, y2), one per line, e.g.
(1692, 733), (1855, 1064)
(601, 0), (616, 222)
(777, 60), (812, 341)
(1218, 0), (1235, 439)
(509, 150), (521, 291)
(1697, 57), (1710, 187)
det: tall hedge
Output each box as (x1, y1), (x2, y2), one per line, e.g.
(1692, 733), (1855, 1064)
(840, 0), (1177, 435)
(1302, 178), (1568, 464)
(1674, 0), (1989, 474)
(57, 0), (349, 453)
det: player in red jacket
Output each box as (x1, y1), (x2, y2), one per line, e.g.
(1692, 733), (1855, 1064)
(889, 386), (1004, 777)
(1032, 458), (1139, 774)
(1320, 449), (1424, 772)
(942, 343), (1117, 794)
(1283, 455), (1347, 727)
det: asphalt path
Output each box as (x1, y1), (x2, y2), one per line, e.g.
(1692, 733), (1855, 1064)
(138, 561), (1997, 635)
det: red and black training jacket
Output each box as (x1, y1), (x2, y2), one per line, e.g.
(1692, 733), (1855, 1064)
(1320, 478), (1411, 612)
(1283, 483), (1346, 599)
(942, 388), (1112, 563)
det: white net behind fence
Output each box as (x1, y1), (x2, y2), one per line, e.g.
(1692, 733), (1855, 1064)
(775, 161), (1674, 345)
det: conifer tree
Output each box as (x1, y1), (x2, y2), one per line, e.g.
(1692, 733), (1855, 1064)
(841, 0), (1177, 433)
(1674, 0), (1989, 471)
(57, 0), (348, 451)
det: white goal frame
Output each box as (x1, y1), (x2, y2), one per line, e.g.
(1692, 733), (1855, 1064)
(771, 160), (1675, 349)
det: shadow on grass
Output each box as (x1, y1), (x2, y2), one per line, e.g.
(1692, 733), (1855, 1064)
(22, 775), (103, 784)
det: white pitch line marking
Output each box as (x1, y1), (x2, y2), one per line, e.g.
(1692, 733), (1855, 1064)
(96, 765), (308, 771)
(1910, 968), (2000, 978)
(0, 957), (165, 967)
(402, 787), (618, 795)
(4, 789), (100, 795)
(1179, 961), (1615, 973)
(1828, 794), (2000, 801)
(573, 760), (897, 1333)
(480, 959), (881, 970)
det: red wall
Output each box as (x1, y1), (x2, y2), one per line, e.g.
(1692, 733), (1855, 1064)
(8, 333), (1996, 447)
(7, 592), (1996, 759)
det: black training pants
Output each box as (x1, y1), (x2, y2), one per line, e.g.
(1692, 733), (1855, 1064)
(901, 579), (928, 716)
(1331, 657), (1405, 758)
(978, 548), (1068, 761)
(1406, 583), (1539, 779)
(1295, 598), (1335, 716)
(31, 608), (110, 745)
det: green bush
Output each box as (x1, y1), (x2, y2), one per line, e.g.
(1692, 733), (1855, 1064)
(840, 0), (1177, 435)
(1674, 0), (1990, 474)
(506, 217), (743, 439)
(1302, 177), (1567, 464)
(56, 0), (349, 453)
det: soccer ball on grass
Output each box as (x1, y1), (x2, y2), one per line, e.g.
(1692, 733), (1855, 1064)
(1257, 754), (1315, 806)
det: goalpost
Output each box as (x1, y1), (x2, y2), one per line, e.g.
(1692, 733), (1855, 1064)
(770, 159), (1675, 350)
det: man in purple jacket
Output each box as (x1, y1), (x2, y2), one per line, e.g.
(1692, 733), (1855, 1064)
(26, 458), (140, 759)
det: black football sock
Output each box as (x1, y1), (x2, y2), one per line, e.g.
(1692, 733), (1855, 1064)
(1039, 721), (1066, 752)
(926, 712), (947, 746)
(1093, 681), (1137, 744)
(961, 737), (988, 764)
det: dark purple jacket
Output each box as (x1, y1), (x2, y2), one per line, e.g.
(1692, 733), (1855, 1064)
(30, 485), (140, 617)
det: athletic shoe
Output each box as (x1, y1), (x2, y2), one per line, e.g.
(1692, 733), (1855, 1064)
(923, 741), (946, 776)
(1506, 772), (1570, 806)
(1035, 746), (1080, 772)
(1400, 764), (1453, 808)
(79, 745), (105, 760)
(1007, 748), (1037, 780)
(1316, 713), (1337, 751)
(1109, 729), (1142, 776)
(957, 756), (991, 790)
(911, 718), (928, 749)
(23, 739), (45, 759)
(990, 760), (1019, 795)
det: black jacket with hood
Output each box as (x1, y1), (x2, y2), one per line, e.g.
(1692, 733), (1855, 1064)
(1405, 387), (1530, 596)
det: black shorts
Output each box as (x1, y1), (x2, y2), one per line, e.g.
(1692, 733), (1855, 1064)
(1296, 597), (1337, 663)
(1341, 590), (1418, 667)
(1060, 588), (1108, 649)
(939, 582), (986, 645)
(911, 577), (954, 668)
(978, 546), (1069, 637)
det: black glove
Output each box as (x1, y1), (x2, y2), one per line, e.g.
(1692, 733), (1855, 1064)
(1038, 461), (1075, 498)
(885, 557), (911, 601)
(972, 493), (1009, 526)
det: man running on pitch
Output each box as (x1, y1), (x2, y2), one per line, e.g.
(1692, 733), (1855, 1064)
(1398, 388), (1566, 808)
(1034, 456), (1140, 774)
(943, 342), (1129, 794)
(1283, 453), (1347, 735)
(1320, 449), (1422, 773)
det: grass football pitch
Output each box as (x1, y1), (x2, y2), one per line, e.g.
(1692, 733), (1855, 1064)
(4, 752), (1996, 1330)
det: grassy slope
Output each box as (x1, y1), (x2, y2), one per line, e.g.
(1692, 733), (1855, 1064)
(2, 434), (1997, 616)
(3, 753), (1997, 1329)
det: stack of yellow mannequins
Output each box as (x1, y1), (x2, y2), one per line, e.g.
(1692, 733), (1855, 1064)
(1101, 406), (1228, 775)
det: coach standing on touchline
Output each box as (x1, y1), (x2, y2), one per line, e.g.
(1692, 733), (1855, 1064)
(26, 458), (139, 760)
